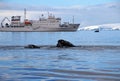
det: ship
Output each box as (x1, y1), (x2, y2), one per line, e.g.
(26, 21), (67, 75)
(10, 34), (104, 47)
(0, 9), (80, 32)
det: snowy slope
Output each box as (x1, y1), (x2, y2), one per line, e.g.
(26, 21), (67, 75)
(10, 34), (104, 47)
(78, 23), (120, 30)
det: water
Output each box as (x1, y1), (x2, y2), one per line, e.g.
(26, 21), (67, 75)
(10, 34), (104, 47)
(0, 31), (120, 46)
(0, 31), (120, 81)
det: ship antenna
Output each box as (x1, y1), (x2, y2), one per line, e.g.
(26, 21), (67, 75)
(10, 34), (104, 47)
(73, 16), (74, 24)
(24, 8), (26, 22)
(48, 12), (49, 17)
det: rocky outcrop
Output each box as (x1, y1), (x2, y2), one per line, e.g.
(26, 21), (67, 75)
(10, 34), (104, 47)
(25, 44), (40, 49)
(56, 39), (75, 48)
(24, 39), (75, 48)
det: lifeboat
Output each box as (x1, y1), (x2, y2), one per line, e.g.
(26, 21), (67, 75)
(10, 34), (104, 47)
(24, 19), (32, 26)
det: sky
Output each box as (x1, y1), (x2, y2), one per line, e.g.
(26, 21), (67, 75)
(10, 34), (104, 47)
(0, 0), (120, 27)
(1, 0), (119, 7)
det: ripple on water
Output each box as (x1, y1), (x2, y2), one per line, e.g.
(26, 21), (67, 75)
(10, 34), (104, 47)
(4, 67), (118, 81)
(0, 45), (120, 81)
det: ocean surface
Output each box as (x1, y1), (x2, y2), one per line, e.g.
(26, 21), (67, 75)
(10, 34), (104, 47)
(0, 31), (120, 81)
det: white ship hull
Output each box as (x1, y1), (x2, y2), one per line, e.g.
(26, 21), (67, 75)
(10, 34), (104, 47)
(0, 24), (80, 32)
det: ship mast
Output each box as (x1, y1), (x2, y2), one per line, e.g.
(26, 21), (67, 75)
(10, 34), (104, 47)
(24, 8), (26, 22)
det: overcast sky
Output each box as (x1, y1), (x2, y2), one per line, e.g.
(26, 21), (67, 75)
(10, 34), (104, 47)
(1, 0), (119, 7)
(0, 0), (120, 27)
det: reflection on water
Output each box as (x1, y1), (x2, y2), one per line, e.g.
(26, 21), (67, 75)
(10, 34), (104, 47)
(0, 31), (120, 81)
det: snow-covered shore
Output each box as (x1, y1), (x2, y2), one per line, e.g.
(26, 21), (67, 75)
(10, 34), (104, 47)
(78, 23), (120, 31)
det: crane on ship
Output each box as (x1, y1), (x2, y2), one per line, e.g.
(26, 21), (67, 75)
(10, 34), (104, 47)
(1, 17), (10, 28)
